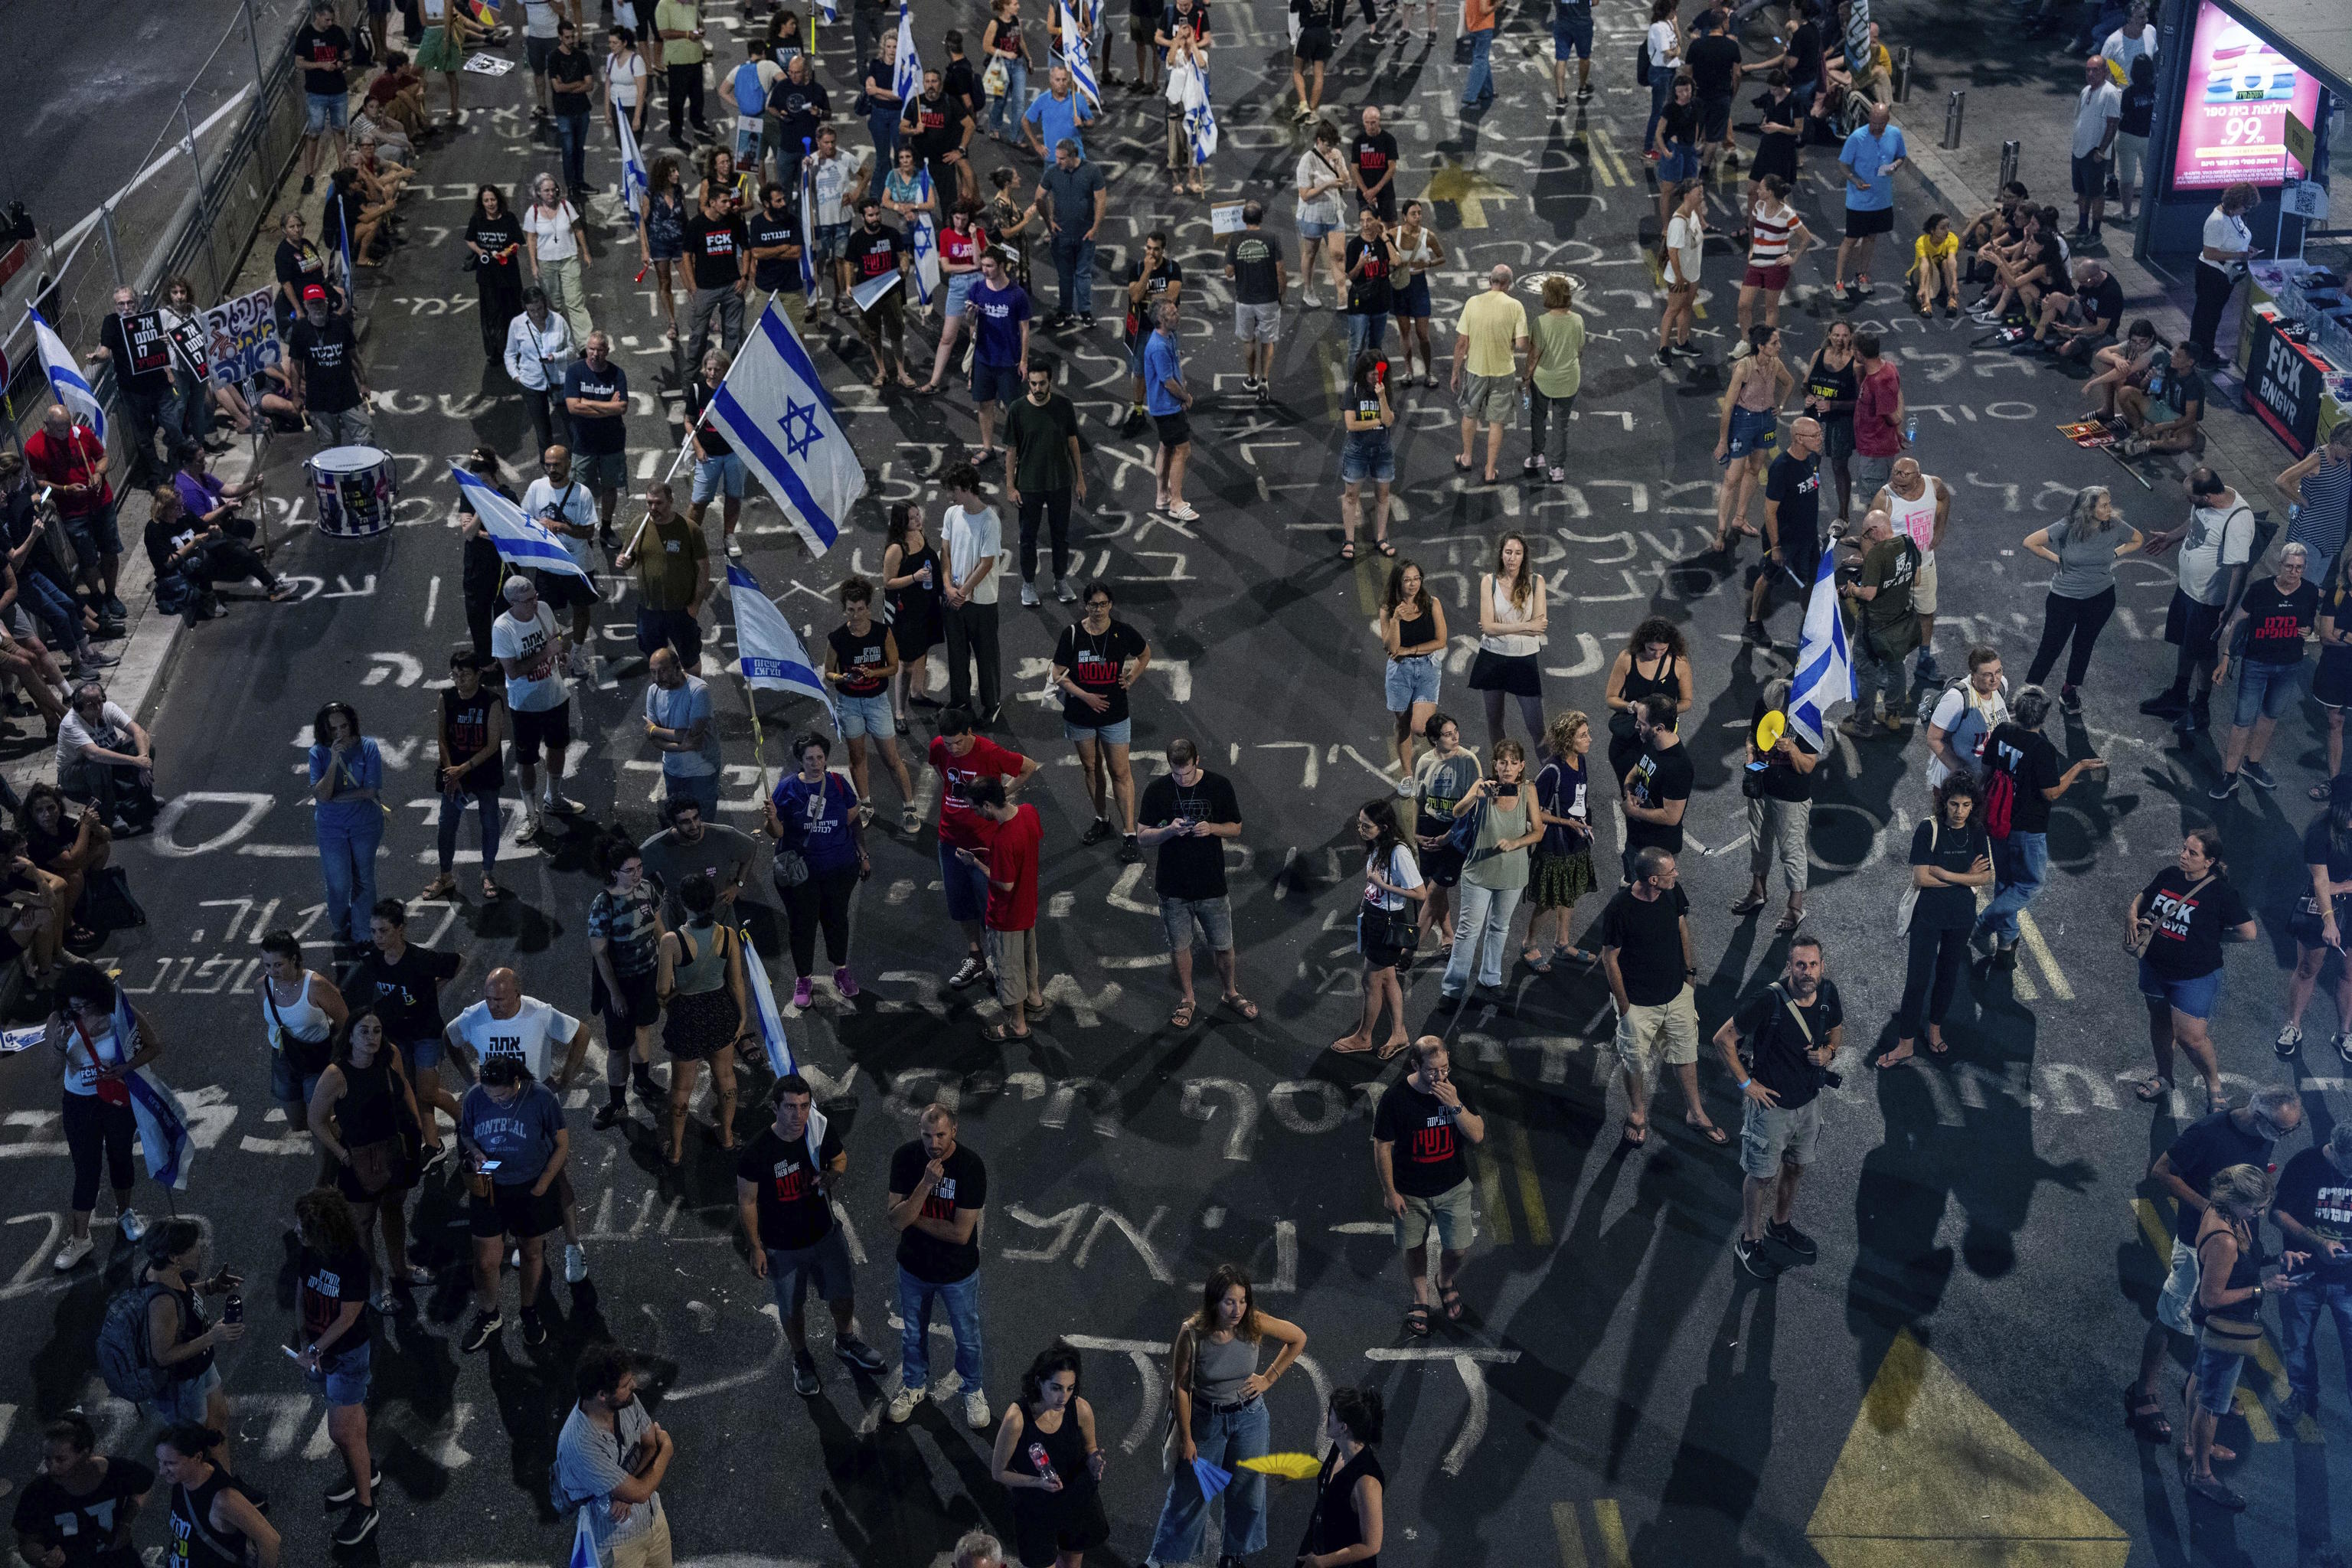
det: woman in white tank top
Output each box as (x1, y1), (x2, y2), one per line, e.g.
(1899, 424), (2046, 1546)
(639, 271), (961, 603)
(1468, 532), (1549, 758)
(260, 930), (349, 1180)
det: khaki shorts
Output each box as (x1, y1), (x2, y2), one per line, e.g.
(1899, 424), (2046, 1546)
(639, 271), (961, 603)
(1912, 556), (1939, 616)
(1461, 371), (1518, 426)
(1614, 985), (1700, 1076)
(990, 924), (1041, 1007)
(1393, 1179), (1477, 1252)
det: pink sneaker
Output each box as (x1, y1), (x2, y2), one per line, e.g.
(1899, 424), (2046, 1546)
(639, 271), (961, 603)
(790, 977), (815, 1008)
(833, 965), (860, 999)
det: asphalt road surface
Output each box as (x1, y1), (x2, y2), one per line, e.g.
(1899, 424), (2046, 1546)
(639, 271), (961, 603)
(0, 2), (2344, 1566)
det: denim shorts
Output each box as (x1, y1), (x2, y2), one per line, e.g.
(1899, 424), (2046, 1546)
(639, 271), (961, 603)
(270, 1047), (325, 1106)
(767, 1227), (856, 1308)
(1298, 214), (1339, 240)
(939, 838), (990, 923)
(2138, 957), (2220, 1020)
(1393, 1180), (1476, 1251)
(145, 1364), (221, 1426)
(1160, 893), (1233, 952)
(692, 452), (746, 501)
(971, 358), (1023, 405)
(1725, 405), (1779, 462)
(574, 449), (629, 491)
(1065, 717), (1132, 746)
(312, 1339), (372, 1408)
(1341, 431), (1396, 485)
(1385, 652), (1440, 712)
(2190, 1343), (2248, 1416)
(816, 221), (851, 261)
(1553, 11), (1592, 58)
(1658, 145), (1700, 182)
(306, 92), (350, 134)
(397, 1032), (443, 1073)
(838, 691), (895, 739)
(942, 270), (978, 318)
(2233, 658), (2308, 727)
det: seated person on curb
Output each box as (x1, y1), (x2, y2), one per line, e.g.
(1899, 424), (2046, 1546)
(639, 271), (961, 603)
(2116, 341), (2206, 456)
(0, 827), (66, 985)
(143, 488), (292, 609)
(1971, 206), (2063, 323)
(2034, 257), (2122, 361)
(0, 603), (68, 736)
(54, 683), (157, 833)
(170, 444), (262, 540)
(18, 783), (111, 948)
(1958, 181), (2030, 282)
(2085, 318), (2161, 420)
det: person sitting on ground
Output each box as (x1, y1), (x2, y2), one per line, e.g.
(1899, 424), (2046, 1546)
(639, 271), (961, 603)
(18, 782), (112, 949)
(55, 683), (157, 833)
(1958, 181), (2029, 281)
(170, 445), (262, 540)
(2034, 256), (2123, 361)
(1971, 205), (2064, 324)
(2084, 318), (2161, 420)
(1908, 211), (1959, 317)
(143, 488), (292, 609)
(2116, 341), (2206, 456)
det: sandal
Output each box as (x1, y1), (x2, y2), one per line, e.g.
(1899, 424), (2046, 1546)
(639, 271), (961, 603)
(1220, 991), (1259, 1021)
(1341, 541), (1357, 560)
(1404, 1303), (1432, 1337)
(1170, 1000), (1197, 1028)
(1686, 1117), (1729, 1145)
(1877, 1043), (1916, 1069)
(983, 1021), (1034, 1042)
(1729, 892), (1767, 916)
(1619, 1120), (1648, 1150)
(1775, 908), (1805, 934)
(2122, 1387), (2173, 1445)
(420, 874), (458, 900)
(1926, 1030), (1949, 1057)
(1377, 1035), (1414, 1060)
(2313, 782), (2334, 802)
(483, 877), (508, 900)
(1452, 455), (1475, 472)
(1330, 1035), (1376, 1054)
(1375, 539), (1397, 557)
(1522, 946), (1553, 973)
(2134, 1074), (2173, 1103)
(1439, 1282), (1464, 1321)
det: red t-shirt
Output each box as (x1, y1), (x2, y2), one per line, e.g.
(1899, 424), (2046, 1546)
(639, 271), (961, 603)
(24, 426), (111, 517)
(1854, 361), (1904, 459)
(979, 802), (1042, 930)
(941, 224), (982, 269)
(927, 735), (1025, 851)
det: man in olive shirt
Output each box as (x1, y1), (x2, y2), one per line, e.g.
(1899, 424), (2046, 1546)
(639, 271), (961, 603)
(654, 0), (711, 149)
(1003, 361), (1086, 606)
(1838, 508), (1918, 737)
(616, 479), (710, 671)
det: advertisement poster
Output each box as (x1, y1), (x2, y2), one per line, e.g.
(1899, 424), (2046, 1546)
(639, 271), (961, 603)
(2169, 0), (2322, 190)
(200, 286), (281, 390)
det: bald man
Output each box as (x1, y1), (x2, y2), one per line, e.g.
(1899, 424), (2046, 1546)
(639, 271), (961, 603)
(444, 966), (595, 1284)
(1837, 508), (1921, 737)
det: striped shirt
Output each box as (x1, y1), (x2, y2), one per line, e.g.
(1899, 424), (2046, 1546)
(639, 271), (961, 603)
(2289, 455), (2352, 569)
(1747, 201), (1796, 267)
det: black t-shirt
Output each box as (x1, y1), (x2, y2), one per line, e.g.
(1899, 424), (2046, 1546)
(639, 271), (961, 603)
(1227, 230), (1283, 305)
(1623, 743), (1694, 852)
(1295, 0), (1344, 30)
(2079, 272), (2124, 332)
(737, 1125), (844, 1250)
(560, 359), (629, 455)
(2119, 81), (2156, 137)
(1140, 769), (1240, 900)
(276, 237), (327, 293)
(942, 57), (982, 115)
(294, 22), (352, 96)
(1786, 20), (1822, 80)
(2137, 867), (2252, 980)
(1373, 1076), (1478, 1197)
(684, 373), (731, 456)
(298, 1246), (373, 1364)
(289, 314), (361, 412)
(1764, 451), (1822, 567)
(1661, 98), (1700, 146)
(1686, 33), (1741, 99)
(2305, 815), (2352, 884)
(828, 622), (892, 697)
(2236, 573), (2319, 665)
(549, 44), (596, 114)
(1751, 694), (1817, 802)
(748, 204), (805, 292)
(906, 90), (965, 159)
(1351, 129), (1398, 192)
(1122, 257), (1182, 344)
(2031, 236), (2069, 289)
(2274, 1147), (2352, 1284)
(684, 211), (748, 283)
(1984, 724), (2061, 834)
(1007, 394), (1080, 493)
(1344, 236), (1393, 315)
(11, 1458), (155, 1567)
(1733, 978), (1842, 1109)
(1598, 884), (1690, 1005)
(889, 1139), (988, 1282)
(1054, 619), (1148, 727)
(773, 77), (831, 146)
(1909, 816), (1989, 929)
(848, 222), (906, 280)
(2163, 1107), (2275, 1193)
(354, 942), (463, 1044)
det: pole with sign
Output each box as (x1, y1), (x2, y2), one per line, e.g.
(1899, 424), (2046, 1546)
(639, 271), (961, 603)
(2280, 110), (2312, 256)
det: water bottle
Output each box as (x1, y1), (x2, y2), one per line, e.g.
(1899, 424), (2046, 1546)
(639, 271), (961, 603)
(1521, 386), (1531, 416)
(1903, 413), (1918, 446)
(1027, 1442), (1062, 1489)
(222, 1292), (243, 1326)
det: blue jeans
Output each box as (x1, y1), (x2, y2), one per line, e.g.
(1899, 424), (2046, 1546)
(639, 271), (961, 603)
(556, 112), (590, 193)
(20, 569), (82, 651)
(2278, 1276), (2352, 1412)
(1146, 1396), (1271, 1561)
(986, 60), (1029, 138)
(1051, 233), (1096, 315)
(316, 809), (384, 942)
(1346, 309), (1387, 359)
(897, 1266), (984, 1395)
(1462, 28), (1494, 106)
(1974, 830), (2048, 946)
(1645, 73), (1672, 153)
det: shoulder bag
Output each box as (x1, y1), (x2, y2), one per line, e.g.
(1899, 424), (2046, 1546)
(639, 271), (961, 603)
(1895, 819), (1937, 936)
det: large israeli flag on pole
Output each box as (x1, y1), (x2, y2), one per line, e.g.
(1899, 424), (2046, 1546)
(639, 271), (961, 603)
(26, 309), (105, 442)
(1787, 550), (1855, 749)
(1059, 1), (1102, 105)
(450, 464), (594, 582)
(908, 169), (941, 307)
(730, 560), (838, 714)
(704, 302), (865, 556)
(617, 110), (651, 222)
(893, 0), (922, 105)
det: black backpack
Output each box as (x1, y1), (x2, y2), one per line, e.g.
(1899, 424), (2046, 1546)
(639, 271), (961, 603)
(96, 1282), (172, 1404)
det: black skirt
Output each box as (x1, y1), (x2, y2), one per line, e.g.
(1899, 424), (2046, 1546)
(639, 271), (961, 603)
(1468, 648), (1541, 696)
(663, 985), (740, 1060)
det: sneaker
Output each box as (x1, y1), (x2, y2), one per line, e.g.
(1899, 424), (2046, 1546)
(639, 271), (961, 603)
(2338, 1031), (2352, 1067)
(2059, 684), (2082, 714)
(1080, 817), (1115, 846)
(116, 1207), (146, 1243)
(1020, 579), (1041, 607)
(791, 976), (815, 1008)
(76, 648), (119, 669)
(1302, 290), (1323, 309)
(332, 1506), (380, 1548)
(1733, 1236), (1782, 1280)
(1240, 375), (1261, 393)
(516, 812), (543, 845)
(520, 1308), (547, 1348)
(2243, 760), (2278, 790)
(2277, 1024), (2305, 1057)
(836, 1333), (886, 1373)
(1993, 943), (2020, 971)
(564, 1243), (588, 1285)
(632, 1067), (662, 1102)
(103, 595), (128, 621)
(1654, 349), (1675, 368)
(949, 953), (990, 990)
(301, 175), (316, 195)
(833, 965), (860, 999)
(2208, 773), (2238, 801)
(792, 1350), (822, 1396)
(1727, 339), (1752, 361)
(324, 1468), (384, 1508)
(545, 794), (584, 817)
(593, 1100), (623, 1130)
(1044, 312), (1073, 329)
(1766, 1220), (1818, 1259)
(965, 1388), (993, 1429)
(1742, 619), (1767, 645)
(2274, 1390), (2307, 1425)
(727, 538), (743, 560)
(1055, 577), (1078, 603)
(371, 1289), (401, 1315)
(462, 1310), (502, 1353)
(51, 1236), (91, 1272)
(1120, 835), (1142, 864)
(1669, 342), (1702, 359)
(901, 803), (922, 835)
(1076, 312), (1096, 328)
(887, 1385), (923, 1423)
(2139, 691), (2189, 717)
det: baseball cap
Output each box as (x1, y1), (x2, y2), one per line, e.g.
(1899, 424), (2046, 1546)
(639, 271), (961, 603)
(301, 284), (327, 302)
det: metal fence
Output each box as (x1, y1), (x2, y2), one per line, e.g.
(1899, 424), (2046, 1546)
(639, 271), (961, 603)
(3, 0), (313, 440)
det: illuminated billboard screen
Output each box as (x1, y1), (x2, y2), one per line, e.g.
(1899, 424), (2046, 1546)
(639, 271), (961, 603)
(2169, 0), (2322, 189)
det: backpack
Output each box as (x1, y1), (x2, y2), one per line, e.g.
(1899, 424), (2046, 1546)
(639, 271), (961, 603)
(96, 1282), (172, 1404)
(733, 59), (770, 116)
(1981, 760), (2016, 840)
(1634, 36), (1651, 86)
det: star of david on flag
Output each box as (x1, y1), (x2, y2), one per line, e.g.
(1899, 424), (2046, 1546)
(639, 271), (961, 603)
(701, 302), (865, 557)
(908, 169), (941, 307)
(1787, 550), (1855, 749)
(893, 0), (922, 107)
(1060, 1), (1102, 106)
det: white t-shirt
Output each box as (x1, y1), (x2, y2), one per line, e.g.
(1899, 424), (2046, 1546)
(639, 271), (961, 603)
(2071, 83), (2121, 159)
(524, 0), (563, 39)
(1646, 18), (1679, 69)
(605, 49), (648, 106)
(521, 475), (602, 570)
(57, 701), (135, 776)
(2201, 208), (2251, 279)
(2177, 501), (2256, 606)
(2100, 27), (2156, 81)
(57, 1017), (127, 1098)
(1294, 149), (1344, 224)
(1664, 212), (1704, 286)
(944, 504), (1004, 607)
(1362, 844), (1423, 913)
(1926, 679), (2008, 789)
(812, 152), (860, 226)
(492, 603), (570, 712)
(524, 201), (582, 263)
(448, 996), (581, 1080)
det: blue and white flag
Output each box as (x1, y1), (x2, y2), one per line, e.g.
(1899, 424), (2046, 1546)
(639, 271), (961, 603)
(908, 169), (940, 307)
(450, 464), (594, 582)
(744, 936), (799, 1072)
(567, 1503), (596, 1568)
(26, 308), (104, 443)
(338, 206), (356, 292)
(1060, 1), (1102, 105)
(1787, 550), (1854, 749)
(730, 561), (838, 718)
(818, 0), (838, 24)
(798, 142), (819, 292)
(893, 0), (922, 106)
(106, 993), (191, 1191)
(1177, 57), (1217, 165)
(617, 109), (651, 221)
(704, 303), (866, 555)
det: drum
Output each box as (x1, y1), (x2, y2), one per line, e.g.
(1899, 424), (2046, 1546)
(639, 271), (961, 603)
(309, 446), (398, 537)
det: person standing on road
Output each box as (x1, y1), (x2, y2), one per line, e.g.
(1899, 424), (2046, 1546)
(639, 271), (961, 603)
(1005, 359), (1084, 606)
(294, 2), (354, 198)
(940, 466), (1007, 721)
(290, 1187), (382, 1547)
(1038, 141), (1106, 328)
(1338, 351), (1398, 563)
(521, 446), (600, 675)
(1621, 695), (1693, 886)
(2187, 181), (2256, 366)
(929, 709), (1038, 991)
(1374, 1037), (1485, 1334)
(1801, 322), (1860, 524)
(456, 1054), (568, 1353)
(682, 185), (751, 369)
(1295, 122), (1350, 309)
(1138, 736), (1253, 1031)
(1922, 645), (2007, 797)
(2126, 831), (2259, 1112)
(1439, 743), (1541, 1005)
(491, 577), (586, 840)
(308, 702), (385, 949)
(988, 1341), (1110, 1568)
(1732, 677), (1818, 935)
(439, 972), (593, 1298)
(2181, 1165), (2301, 1513)
(1390, 200), (1443, 389)
(2281, 777), (2352, 1063)
(1144, 304), (1197, 521)
(2023, 487), (2140, 710)
(1471, 532), (1547, 759)
(887, 1103), (992, 1429)
(1606, 626), (1690, 788)
(1524, 710), (1596, 969)
(1380, 563), (1445, 782)
(1642, 0), (1682, 155)
(1452, 264), (1527, 486)
(560, 334), (631, 547)
(1524, 272), (1583, 482)
(767, 733), (868, 1008)
(354, 899), (465, 1171)
(287, 288), (375, 449)
(524, 173), (596, 346)
(1745, 416), (1824, 645)
(621, 491), (713, 680)
(1881, 776), (1991, 1068)
(2271, 1121), (2352, 1439)
(1714, 935), (1841, 1281)
(1226, 202), (1287, 401)
(682, 351), (747, 560)
(822, 580), (919, 830)
(1051, 583), (1148, 864)
(556, 1344), (675, 1568)
(502, 290), (577, 453)
(1869, 456), (1951, 689)
(1412, 713), (1480, 957)
(1334, 797), (1425, 1059)
(45, 964), (160, 1272)
(652, 874), (746, 1166)
(2210, 542), (2318, 800)
(588, 832), (668, 1119)
(1341, 211), (1395, 365)
(1602, 847), (1719, 1150)
(2067, 54), (2122, 244)
(655, 0), (712, 148)
(1299, 1388), (1386, 1568)
(2278, 424), (2352, 593)
(1849, 332), (1904, 501)
(1142, 1265), (1304, 1566)
(550, 22), (599, 201)
(1974, 688), (2102, 968)
(2141, 468), (2256, 737)
(1350, 106), (1400, 224)
(260, 929), (347, 1185)
(737, 1073), (890, 1399)
(157, 1425), (276, 1568)
(305, 1010), (432, 1315)
(1838, 509), (1919, 738)
(1738, 175), (1812, 339)
(1713, 325), (1791, 554)
(963, 779), (1045, 1041)
(12, 1413), (154, 1568)
(1834, 101), (1906, 301)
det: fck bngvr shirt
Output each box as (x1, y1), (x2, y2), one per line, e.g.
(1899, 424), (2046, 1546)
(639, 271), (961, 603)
(889, 1138), (988, 1282)
(1374, 1076), (1477, 1197)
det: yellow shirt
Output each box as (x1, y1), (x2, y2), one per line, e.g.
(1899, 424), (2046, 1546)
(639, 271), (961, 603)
(1455, 290), (1528, 379)
(1913, 230), (1958, 270)
(655, 0), (706, 66)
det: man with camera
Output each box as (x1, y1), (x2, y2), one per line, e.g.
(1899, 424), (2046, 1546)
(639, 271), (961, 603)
(1712, 933), (1843, 1281)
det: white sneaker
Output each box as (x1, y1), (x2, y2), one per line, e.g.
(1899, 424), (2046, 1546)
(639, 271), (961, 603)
(1054, 577), (1079, 603)
(965, 1388), (993, 1430)
(887, 1385), (923, 1423)
(726, 539), (743, 560)
(564, 1243), (588, 1284)
(1302, 289), (1323, 309)
(116, 1208), (146, 1243)
(567, 645), (593, 678)
(1020, 580), (1041, 607)
(52, 1236), (92, 1272)
(517, 812), (543, 845)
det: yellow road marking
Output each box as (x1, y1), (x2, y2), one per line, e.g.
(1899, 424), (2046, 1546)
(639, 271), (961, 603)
(2015, 910), (2073, 1000)
(1552, 1501), (1589, 1568)
(1475, 1145), (1514, 1245)
(2233, 1385), (2281, 1443)
(1592, 1500), (1632, 1568)
(1576, 134), (1617, 188)
(1486, 1056), (1553, 1246)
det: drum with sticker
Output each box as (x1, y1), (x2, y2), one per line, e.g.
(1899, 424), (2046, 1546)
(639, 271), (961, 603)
(308, 445), (398, 537)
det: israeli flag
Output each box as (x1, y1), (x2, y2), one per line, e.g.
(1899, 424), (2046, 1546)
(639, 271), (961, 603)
(730, 560), (839, 717)
(1787, 550), (1855, 749)
(705, 304), (866, 555)
(819, 0), (838, 24)
(617, 109), (650, 221)
(450, 464), (594, 582)
(107, 994), (191, 1190)
(744, 934), (800, 1072)
(26, 308), (104, 443)
(1178, 58), (1217, 165)
(908, 169), (941, 307)
(797, 145), (818, 292)
(1059, 0), (1102, 106)
(851, 269), (902, 313)
(893, 0), (922, 106)
(568, 1503), (596, 1568)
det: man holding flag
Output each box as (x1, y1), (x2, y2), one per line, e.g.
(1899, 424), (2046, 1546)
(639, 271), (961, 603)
(901, 67), (973, 208)
(1024, 61), (1096, 162)
(700, 298), (868, 557)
